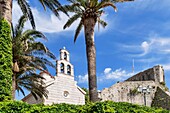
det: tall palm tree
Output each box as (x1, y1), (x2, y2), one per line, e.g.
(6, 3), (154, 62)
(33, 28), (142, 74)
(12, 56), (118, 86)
(57, 0), (133, 102)
(12, 15), (56, 99)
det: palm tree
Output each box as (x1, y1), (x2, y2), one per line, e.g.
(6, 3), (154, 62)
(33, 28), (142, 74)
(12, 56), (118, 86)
(0, 0), (66, 26)
(0, 0), (64, 100)
(57, 0), (133, 102)
(12, 15), (56, 99)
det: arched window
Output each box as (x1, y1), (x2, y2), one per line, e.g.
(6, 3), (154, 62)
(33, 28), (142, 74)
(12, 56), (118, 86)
(64, 52), (67, 60)
(60, 63), (64, 73)
(67, 65), (71, 75)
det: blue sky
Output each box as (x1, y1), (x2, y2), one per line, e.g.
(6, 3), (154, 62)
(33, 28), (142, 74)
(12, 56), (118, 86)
(12, 0), (170, 99)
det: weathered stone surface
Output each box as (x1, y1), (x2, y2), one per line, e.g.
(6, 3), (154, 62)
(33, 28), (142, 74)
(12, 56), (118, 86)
(99, 81), (158, 106)
(99, 65), (170, 110)
(152, 87), (170, 110)
(126, 65), (164, 83)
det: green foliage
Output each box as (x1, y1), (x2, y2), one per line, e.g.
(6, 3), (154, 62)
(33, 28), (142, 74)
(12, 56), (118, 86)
(0, 101), (169, 113)
(82, 88), (90, 104)
(0, 19), (12, 101)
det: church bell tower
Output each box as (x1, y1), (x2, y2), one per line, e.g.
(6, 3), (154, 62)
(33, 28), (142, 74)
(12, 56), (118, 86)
(56, 47), (74, 76)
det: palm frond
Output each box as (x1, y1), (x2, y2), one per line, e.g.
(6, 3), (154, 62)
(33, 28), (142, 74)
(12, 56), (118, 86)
(16, 86), (26, 96)
(39, 0), (46, 10)
(77, 0), (86, 8)
(14, 15), (27, 37)
(39, 0), (69, 18)
(64, 13), (81, 29)
(17, 0), (35, 29)
(26, 42), (48, 54)
(22, 30), (47, 41)
(33, 57), (55, 69)
(46, 50), (56, 59)
(56, 3), (82, 13)
(67, 0), (77, 4)
(98, 19), (107, 28)
(111, 0), (134, 3)
(96, 1), (117, 12)
(74, 21), (83, 43)
(90, 0), (98, 8)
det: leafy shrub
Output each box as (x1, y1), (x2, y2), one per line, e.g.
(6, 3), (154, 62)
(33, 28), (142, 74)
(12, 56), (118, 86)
(0, 101), (169, 113)
(0, 19), (12, 101)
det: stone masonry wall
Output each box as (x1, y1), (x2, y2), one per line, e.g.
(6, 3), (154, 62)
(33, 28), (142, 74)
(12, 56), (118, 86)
(126, 68), (155, 82)
(99, 81), (158, 106)
(151, 87), (170, 110)
(125, 65), (164, 83)
(99, 65), (169, 109)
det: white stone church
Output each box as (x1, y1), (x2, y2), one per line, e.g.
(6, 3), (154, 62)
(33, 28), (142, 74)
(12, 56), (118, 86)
(22, 48), (86, 105)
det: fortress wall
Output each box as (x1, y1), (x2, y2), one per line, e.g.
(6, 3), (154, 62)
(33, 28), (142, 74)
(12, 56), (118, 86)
(151, 87), (170, 110)
(125, 65), (164, 83)
(99, 81), (158, 106)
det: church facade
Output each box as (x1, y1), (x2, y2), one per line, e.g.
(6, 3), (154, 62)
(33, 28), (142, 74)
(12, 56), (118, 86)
(22, 48), (86, 105)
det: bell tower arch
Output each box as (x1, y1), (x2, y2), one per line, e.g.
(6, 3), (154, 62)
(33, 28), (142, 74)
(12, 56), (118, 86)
(56, 47), (74, 76)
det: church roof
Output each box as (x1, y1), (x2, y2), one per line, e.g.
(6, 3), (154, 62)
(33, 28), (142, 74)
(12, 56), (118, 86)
(40, 70), (55, 79)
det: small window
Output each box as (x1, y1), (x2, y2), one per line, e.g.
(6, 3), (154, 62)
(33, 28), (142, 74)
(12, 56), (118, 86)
(60, 63), (64, 73)
(64, 52), (67, 60)
(63, 91), (69, 97)
(67, 65), (71, 75)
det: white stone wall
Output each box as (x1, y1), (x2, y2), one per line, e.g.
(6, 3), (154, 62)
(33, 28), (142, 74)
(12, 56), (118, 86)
(43, 73), (85, 105)
(99, 81), (158, 106)
(23, 73), (85, 105)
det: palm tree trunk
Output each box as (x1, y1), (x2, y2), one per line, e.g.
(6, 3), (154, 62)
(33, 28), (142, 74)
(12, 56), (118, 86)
(12, 73), (16, 99)
(84, 17), (98, 102)
(0, 0), (12, 23)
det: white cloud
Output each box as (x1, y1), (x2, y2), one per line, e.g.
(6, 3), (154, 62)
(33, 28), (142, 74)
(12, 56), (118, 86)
(104, 68), (112, 74)
(162, 64), (170, 71)
(140, 41), (150, 56)
(121, 37), (170, 58)
(77, 68), (134, 84)
(12, 1), (78, 33)
(78, 74), (88, 83)
(103, 68), (133, 81)
(150, 38), (170, 46)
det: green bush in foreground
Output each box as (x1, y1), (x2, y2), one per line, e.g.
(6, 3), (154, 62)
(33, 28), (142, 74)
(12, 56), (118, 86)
(0, 19), (12, 101)
(0, 101), (169, 113)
